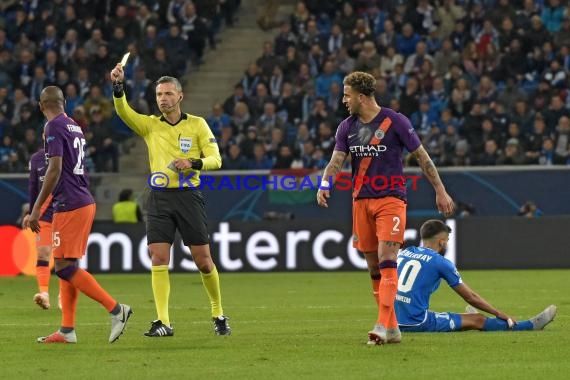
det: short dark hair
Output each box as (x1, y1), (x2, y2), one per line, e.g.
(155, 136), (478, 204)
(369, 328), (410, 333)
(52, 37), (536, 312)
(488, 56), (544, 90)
(343, 71), (376, 97)
(118, 188), (133, 202)
(156, 76), (182, 92)
(420, 219), (452, 240)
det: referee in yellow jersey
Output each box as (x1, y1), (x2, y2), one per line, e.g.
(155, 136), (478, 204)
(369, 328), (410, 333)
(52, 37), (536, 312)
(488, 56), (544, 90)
(110, 63), (230, 337)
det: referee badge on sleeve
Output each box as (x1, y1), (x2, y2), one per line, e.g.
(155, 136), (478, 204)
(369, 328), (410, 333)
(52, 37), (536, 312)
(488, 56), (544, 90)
(179, 137), (192, 153)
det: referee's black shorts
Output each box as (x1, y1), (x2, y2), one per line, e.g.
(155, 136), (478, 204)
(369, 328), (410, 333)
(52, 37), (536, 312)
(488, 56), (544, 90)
(147, 188), (209, 246)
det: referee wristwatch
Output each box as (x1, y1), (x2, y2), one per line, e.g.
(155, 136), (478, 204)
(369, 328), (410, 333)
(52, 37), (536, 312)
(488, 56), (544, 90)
(188, 159), (203, 170)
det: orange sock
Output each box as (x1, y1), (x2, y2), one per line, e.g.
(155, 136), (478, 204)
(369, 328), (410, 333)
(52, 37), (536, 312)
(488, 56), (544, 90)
(68, 268), (117, 312)
(377, 263), (398, 329)
(60, 279), (79, 329)
(36, 261), (50, 293)
(371, 274), (381, 307)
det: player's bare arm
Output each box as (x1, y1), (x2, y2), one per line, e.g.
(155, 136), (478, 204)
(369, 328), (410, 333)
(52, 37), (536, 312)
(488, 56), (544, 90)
(453, 282), (516, 322)
(317, 150), (347, 208)
(26, 156), (62, 233)
(411, 145), (455, 216)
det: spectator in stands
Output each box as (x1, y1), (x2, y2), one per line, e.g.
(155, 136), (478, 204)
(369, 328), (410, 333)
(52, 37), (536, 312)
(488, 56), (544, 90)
(396, 23), (421, 57)
(248, 143), (273, 169)
(452, 139), (471, 166)
(544, 95), (569, 131)
(145, 46), (177, 81)
(439, 125), (460, 166)
(11, 87), (31, 126)
(377, 19), (396, 50)
(274, 21), (297, 56)
(256, 101), (285, 138)
(273, 144), (295, 169)
(63, 83), (83, 117)
(315, 60), (342, 98)
(250, 82), (274, 119)
(241, 62), (262, 97)
(404, 40), (433, 76)
(498, 77), (528, 111)
(0, 135), (23, 173)
(399, 76), (421, 117)
(526, 116), (551, 163)
(240, 126), (260, 160)
(326, 23), (346, 56)
(355, 40), (381, 74)
(553, 16), (570, 48)
(290, 1), (311, 35)
(181, 2), (208, 66)
(538, 137), (566, 164)
(138, 24), (159, 62)
(223, 142), (249, 170)
(474, 139), (500, 166)
(277, 82), (302, 124)
(411, 96), (438, 138)
(314, 121), (335, 159)
(84, 84), (112, 121)
(231, 101), (252, 134)
(496, 138), (526, 165)
(269, 65), (284, 98)
(554, 115), (570, 161)
(264, 127), (285, 160)
(281, 45), (302, 81)
(223, 84), (249, 116)
(89, 106), (119, 172)
(206, 102), (231, 138)
(379, 45), (404, 79)
(335, 2), (357, 35)
(436, 0), (466, 38)
(541, 0), (565, 33)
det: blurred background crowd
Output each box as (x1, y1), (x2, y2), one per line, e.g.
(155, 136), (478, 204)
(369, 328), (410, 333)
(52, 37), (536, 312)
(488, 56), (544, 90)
(1, 0), (570, 173)
(0, 0), (239, 172)
(214, 0), (570, 170)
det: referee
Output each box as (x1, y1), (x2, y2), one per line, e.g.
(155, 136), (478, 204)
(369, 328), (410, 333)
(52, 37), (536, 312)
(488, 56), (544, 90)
(110, 63), (230, 337)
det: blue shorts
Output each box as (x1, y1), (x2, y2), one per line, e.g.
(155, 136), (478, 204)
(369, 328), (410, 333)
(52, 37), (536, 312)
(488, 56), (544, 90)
(399, 311), (462, 332)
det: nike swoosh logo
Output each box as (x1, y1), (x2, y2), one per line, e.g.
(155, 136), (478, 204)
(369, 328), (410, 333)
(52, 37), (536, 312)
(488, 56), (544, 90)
(119, 308), (126, 323)
(348, 134), (357, 138)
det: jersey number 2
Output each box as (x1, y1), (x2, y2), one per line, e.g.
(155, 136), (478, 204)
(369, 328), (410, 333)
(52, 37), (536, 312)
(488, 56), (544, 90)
(397, 259), (422, 293)
(73, 137), (86, 175)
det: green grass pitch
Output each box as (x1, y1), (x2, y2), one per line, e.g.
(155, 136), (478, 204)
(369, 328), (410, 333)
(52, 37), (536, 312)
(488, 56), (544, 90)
(1, 270), (569, 379)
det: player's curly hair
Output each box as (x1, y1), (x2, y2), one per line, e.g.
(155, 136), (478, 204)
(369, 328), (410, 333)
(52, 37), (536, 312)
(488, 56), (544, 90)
(343, 71), (376, 97)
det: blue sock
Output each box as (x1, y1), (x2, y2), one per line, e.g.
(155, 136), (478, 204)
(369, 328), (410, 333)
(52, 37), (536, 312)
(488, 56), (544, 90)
(512, 320), (533, 331)
(483, 317), (508, 331)
(483, 318), (533, 331)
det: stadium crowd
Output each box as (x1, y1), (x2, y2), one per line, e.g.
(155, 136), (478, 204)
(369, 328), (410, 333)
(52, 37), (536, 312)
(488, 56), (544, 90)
(211, 0), (570, 170)
(1, 1), (570, 174)
(0, 0), (239, 173)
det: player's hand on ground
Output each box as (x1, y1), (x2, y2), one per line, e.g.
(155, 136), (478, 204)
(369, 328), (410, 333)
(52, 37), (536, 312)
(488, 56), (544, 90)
(21, 214), (30, 229)
(317, 189), (330, 208)
(27, 209), (41, 233)
(110, 64), (125, 83)
(172, 158), (192, 171)
(436, 191), (455, 217)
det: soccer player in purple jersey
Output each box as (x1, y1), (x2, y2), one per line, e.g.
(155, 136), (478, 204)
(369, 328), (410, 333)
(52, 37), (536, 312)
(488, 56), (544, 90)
(23, 145), (57, 309)
(26, 86), (132, 344)
(316, 71), (455, 345)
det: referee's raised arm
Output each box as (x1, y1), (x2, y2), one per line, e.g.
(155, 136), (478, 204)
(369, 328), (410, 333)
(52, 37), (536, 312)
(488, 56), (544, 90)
(110, 63), (152, 136)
